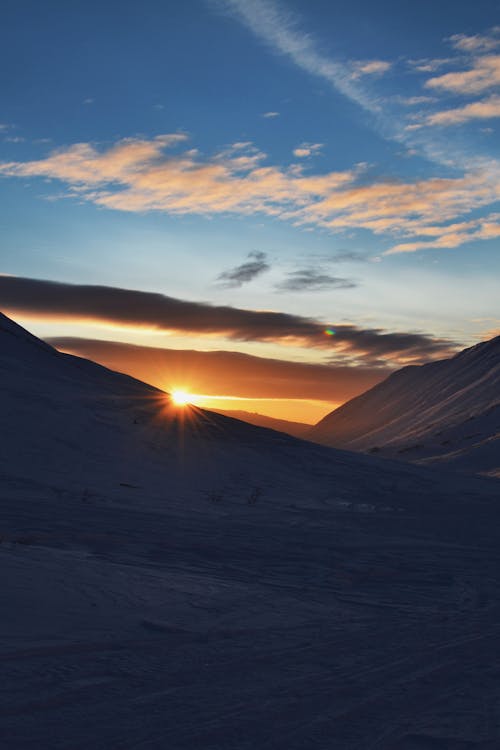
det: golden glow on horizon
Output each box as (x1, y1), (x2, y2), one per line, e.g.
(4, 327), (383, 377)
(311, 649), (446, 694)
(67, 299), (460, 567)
(185, 394), (336, 423)
(165, 389), (335, 422)
(171, 389), (192, 406)
(34, 323), (350, 423)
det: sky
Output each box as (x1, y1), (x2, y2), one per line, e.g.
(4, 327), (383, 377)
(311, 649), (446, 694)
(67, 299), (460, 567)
(0, 0), (499, 422)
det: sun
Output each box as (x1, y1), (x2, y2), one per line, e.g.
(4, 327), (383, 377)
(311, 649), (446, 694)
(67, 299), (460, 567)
(171, 389), (191, 406)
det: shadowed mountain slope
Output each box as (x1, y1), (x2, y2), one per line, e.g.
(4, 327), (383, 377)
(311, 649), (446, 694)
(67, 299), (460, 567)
(2, 310), (470, 503)
(210, 408), (312, 439)
(309, 335), (500, 476)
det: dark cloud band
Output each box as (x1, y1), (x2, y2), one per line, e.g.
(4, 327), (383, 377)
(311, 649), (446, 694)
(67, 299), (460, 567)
(0, 275), (457, 362)
(276, 268), (356, 291)
(216, 251), (270, 287)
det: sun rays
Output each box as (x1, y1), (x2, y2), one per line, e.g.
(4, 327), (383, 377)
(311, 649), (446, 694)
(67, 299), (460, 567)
(171, 389), (192, 406)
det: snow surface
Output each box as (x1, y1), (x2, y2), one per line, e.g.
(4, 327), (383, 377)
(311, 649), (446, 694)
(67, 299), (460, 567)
(211, 408), (311, 439)
(310, 336), (500, 476)
(2, 312), (500, 749)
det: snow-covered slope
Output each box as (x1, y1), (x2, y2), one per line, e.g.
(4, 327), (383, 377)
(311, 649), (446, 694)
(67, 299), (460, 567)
(210, 408), (312, 438)
(3, 309), (468, 505)
(0, 311), (320, 498)
(3, 312), (500, 749)
(309, 335), (500, 475)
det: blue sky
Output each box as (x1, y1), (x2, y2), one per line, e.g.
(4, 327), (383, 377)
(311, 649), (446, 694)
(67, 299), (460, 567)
(0, 0), (499, 419)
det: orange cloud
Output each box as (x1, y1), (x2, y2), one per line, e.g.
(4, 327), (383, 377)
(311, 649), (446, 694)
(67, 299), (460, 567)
(1, 135), (499, 253)
(0, 275), (458, 364)
(425, 54), (500, 94)
(0, 136), (356, 217)
(422, 94), (500, 126)
(298, 173), (500, 239)
(351, 60), (392, 78)
(385, 214), (500, 254)
(448, 32), (500, 54)
(292, 142), (323, 158)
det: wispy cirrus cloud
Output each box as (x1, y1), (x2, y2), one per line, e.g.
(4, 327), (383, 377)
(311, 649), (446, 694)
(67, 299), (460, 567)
(350, 60), (392, 79)
(0, 275), (458, 364)
(385, 214), (500, 254)
(262, 110), (280, 118)
(212, 0), (383, 116)
(400, 28), (500, 146)
(407, 58), (453, 73)
(448, 31), (500, 54)
(212, 0), (500, 183)
(216, 251), (270, 287)
(391, 95), (437, 106)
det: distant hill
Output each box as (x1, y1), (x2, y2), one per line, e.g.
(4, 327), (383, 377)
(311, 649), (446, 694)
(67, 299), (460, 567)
(309, 335), (500, 477)
(210, 408), (312, 439)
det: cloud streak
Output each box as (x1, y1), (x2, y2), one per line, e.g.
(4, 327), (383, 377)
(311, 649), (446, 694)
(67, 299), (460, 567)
(0, 275), (458, 364)
(276, 268), (356, 292)
(350, 60), (392, 78)
(0, 135), (356, 217)
(211, 5), (497, 181)
(422, 94), (500, 127)
(214, 0), (383, 116)
(385, 214), (500, 254)
(448, 32), (500, 54)
(212, 0), (475, 167)
(425, 54), (500, 95)
(216, 251), (270, 287)
(404, 29), (500, 135)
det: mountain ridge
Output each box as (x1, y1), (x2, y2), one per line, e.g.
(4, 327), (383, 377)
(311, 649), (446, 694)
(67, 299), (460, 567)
(310, 333), (500, 475)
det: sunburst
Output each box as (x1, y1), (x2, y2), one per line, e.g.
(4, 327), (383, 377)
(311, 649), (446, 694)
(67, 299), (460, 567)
(171, 390), (191, 406)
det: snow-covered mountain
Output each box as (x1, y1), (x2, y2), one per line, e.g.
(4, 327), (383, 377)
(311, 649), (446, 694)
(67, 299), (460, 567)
(309, 335), (500, 476)
(3, 312), (500, 749)
(0, 311), (400, 502)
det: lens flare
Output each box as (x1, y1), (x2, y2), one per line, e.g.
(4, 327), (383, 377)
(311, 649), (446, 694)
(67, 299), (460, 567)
(324, 328), (336, 336)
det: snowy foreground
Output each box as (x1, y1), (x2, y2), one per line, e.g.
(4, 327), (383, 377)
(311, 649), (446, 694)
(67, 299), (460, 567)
(2, 313), (500, 749)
